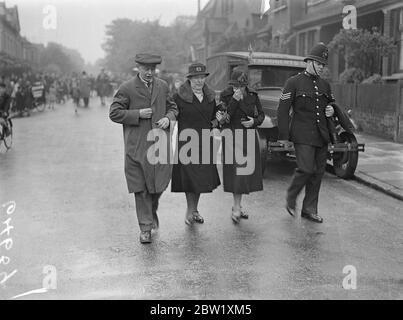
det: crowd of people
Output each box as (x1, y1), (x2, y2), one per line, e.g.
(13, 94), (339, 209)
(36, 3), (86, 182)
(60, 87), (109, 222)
(0, 69), (118, 117)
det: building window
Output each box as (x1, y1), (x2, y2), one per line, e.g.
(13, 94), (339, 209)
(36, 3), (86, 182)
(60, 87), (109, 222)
(308, 30), (316, 50)
(274, 36), (280, 48)
(222, 0), (232, 15)
(299, 33), (306, 56)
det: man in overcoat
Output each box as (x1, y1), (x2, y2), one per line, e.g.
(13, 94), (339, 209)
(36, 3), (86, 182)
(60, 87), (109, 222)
(109, 53), (178, 243)
(277, 43), (335, 223)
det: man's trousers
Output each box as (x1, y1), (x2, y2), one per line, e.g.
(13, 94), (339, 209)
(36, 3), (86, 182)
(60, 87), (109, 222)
(134, 191), (162, 232)
(287, 143), (328, 215)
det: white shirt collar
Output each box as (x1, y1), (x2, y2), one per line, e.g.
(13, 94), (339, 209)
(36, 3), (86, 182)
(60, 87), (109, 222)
(138, 74), (153, 85)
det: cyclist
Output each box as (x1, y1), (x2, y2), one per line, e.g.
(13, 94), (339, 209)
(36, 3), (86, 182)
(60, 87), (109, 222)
(0, 83), (11, 137)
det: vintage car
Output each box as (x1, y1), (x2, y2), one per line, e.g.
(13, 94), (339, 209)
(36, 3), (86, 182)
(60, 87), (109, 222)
(206, 51), (365, 179)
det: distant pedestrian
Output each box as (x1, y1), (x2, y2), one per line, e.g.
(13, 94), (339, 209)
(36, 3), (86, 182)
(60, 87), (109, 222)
(79, 71), (91, 107)
(47, 83), (57, 110)
(96, 68), (109, 106)
(109, 53), (178, 244)
(71, 79), (80, 113)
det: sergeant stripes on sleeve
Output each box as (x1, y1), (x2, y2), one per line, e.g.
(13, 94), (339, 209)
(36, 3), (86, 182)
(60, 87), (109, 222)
(280, 92), (291, 101)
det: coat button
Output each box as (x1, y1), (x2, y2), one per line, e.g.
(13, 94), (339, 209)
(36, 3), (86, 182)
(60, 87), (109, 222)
(302, 94), (306, 97)
(317, 120), (320, 123)
(317, 113), (320, 116)
(316, 106), (319, 108)
(316, 99), (319, 102)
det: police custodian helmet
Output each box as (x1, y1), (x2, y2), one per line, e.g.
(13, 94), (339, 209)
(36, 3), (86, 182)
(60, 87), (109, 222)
(304, 42), (329, 65)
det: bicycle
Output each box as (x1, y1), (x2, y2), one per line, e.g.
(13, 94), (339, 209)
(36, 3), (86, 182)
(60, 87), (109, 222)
(0, 115), (13, 150)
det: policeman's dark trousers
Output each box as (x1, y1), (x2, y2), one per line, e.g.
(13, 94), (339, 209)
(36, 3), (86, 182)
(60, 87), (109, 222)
(134, 191), (162, 232)
(287, 144), (328, 215)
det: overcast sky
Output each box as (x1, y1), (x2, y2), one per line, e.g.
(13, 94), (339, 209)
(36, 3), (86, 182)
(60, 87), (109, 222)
(7, 0), (210, 64)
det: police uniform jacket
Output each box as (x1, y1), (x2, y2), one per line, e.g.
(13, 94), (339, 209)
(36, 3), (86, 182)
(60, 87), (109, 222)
(109, 75), (178, 194)
(277, 71), (335, 147)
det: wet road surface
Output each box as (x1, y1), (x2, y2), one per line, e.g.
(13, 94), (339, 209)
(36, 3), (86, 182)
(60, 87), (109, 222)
(0, 99), (402, 299)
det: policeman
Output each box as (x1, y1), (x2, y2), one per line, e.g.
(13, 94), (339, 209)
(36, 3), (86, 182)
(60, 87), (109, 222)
(277, 43), (335, 223)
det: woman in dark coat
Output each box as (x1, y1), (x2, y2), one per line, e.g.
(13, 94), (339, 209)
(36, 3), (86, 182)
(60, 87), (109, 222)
(219, 69), (265, 223)
(171, 63), (222, 225)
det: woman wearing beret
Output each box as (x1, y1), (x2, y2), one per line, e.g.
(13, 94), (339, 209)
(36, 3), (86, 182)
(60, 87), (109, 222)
(218, 69), (265, 223)
(171, 63), (223, 225)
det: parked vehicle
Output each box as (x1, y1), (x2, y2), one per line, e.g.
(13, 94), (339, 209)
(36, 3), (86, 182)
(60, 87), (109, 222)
(206, 51), (365, 179)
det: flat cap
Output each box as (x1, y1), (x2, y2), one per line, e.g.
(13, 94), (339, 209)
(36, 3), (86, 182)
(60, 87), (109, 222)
(135, 53), (162, 65)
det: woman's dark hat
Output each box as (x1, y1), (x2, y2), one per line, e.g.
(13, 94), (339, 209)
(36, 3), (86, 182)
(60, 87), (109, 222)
(135, 53), (162, 66)
(304, 42), (329, 65)
(186, 63), (209, 78)
(229, 70), (248, 86)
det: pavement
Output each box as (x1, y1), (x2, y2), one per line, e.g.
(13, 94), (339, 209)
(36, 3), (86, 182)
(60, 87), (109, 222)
(354, 133), (403, 201)
(1, 99), (402, 300)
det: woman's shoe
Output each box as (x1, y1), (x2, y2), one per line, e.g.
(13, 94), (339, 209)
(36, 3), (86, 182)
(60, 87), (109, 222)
(231, 208), (241, 224)
(185, 210), (194, 226)
(192, 211), (204, 224)
(185, 211), (204, 225)
(240, 207), (249, 219)
(185, 214), (193, 226)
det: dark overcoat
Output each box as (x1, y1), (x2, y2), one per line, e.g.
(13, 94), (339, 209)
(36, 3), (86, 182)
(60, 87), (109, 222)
(96, 73), (109, 97)
(220, 86), (265, 194)
(79, 76), (91, 99)
(109, 75), (178, 194)
(171, 81), (220, 193)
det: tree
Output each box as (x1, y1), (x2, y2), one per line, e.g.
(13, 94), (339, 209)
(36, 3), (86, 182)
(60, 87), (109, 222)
(329, 28), (396, 78)
(39, 42), (85, 75)
(102, 17), (195, 74)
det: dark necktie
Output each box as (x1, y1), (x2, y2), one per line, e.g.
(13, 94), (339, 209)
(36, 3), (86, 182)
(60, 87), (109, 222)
(146, 81), (152, 93)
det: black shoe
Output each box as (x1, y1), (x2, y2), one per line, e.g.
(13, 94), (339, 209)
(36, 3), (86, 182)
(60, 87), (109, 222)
(240, 207), (249, 219)
(301, 211), (323, 223)
(139, 231), (152, 243)
(192, 211), (204, 224)
(285, 205), (296, 217)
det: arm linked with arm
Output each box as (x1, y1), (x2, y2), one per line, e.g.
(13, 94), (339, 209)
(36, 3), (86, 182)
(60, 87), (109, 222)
(164, 91), (178, 123)
(252, 95), (265, 128)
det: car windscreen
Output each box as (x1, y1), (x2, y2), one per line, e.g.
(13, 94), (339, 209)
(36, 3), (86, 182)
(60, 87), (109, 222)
(249, 65), (304, 89)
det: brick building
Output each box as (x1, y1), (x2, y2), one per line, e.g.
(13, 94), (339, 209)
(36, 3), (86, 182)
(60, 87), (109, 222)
(263, 0), (403, 81)
(188, 0), (268, 63)
(0, 1), (40, 72)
